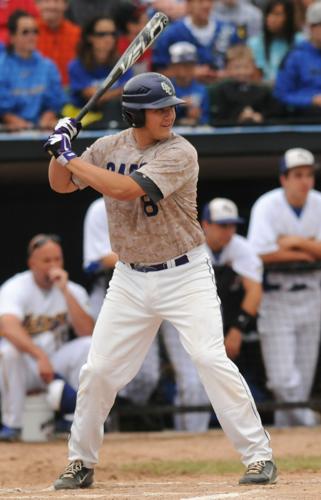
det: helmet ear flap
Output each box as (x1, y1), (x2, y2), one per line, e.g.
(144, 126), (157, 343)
(122, 108), (145, 128)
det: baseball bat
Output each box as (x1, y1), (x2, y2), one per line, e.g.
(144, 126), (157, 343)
(75, 11), (169, 122)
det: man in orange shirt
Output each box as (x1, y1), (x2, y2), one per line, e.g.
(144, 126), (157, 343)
(36, 0), (80, 86)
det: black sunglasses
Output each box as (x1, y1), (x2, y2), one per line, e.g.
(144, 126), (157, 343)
(28, 234), (61, 256)
(92, 30), (117, 38)
(20, 28), (39, 35)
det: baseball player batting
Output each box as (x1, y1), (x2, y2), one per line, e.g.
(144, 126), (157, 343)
(44, 72), (276, 489)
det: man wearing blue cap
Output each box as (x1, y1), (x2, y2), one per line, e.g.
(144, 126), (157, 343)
(248, 147), (321, 427)
(202, 197), (263, 359)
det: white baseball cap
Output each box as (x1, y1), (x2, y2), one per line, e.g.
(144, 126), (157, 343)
(306, 1), (321, 25)
(202, 198), (244, 224)
(279, 148), (317, 173)
(169, 41), (198, 64)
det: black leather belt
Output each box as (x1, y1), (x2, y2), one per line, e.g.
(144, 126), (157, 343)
(129, 254), (189, 272)
(288, 284), (308, 292)
(264, 283), (308, 292)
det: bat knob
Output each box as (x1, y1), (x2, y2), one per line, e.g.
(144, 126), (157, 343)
(155, 11), (169, 26)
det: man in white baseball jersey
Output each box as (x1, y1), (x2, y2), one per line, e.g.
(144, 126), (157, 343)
(162, 197), (264, 432)
(0, 234), (94, 441)
(248, 148), (321, 427)
(83, 197), (118, 319)
(45, 72), (276, 489)
(83, 196), (161, 416)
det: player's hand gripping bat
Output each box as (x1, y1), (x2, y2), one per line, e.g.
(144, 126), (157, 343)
(75, 11), (169, 121)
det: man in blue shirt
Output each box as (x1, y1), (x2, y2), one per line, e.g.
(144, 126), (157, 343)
(274, 2), (321, 120)
(152, 0), (245, 84)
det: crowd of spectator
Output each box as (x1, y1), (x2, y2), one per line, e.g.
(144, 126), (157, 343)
(1, 0), (321, 130)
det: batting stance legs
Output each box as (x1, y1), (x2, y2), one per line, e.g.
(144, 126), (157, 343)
(68, 247), (272, 468)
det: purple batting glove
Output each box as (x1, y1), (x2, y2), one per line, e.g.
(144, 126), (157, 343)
(54, 117), (82, 141)
(44, 132), (77, 166)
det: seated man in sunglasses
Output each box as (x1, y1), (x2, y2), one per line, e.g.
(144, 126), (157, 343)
(0, 10), (66, 131)
(0, 233), (94, 441)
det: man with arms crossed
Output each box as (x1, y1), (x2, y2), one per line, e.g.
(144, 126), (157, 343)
(248, 148), (321, 427)
(45, 71), (276, 489)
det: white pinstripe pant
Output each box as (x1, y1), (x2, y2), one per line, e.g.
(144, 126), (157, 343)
(258, 288), (321, 427)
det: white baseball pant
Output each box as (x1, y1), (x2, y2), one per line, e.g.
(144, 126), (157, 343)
(161, 320), (211, 431)
(89, 274), (161, 405)
(69, 245), (272, 468)
(0, 334), (91, 428)
(258, 288), (321, 427)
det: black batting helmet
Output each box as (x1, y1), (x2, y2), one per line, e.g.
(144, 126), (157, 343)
(122, 72), (185, 128)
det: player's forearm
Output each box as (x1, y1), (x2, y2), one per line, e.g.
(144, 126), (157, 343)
(0, 315), (48, 360)
(241, 278), (262, 315)
(296, 238), (321, 259)
(63, 289), (94, 336)
(49, 157), (78, 193)
(101, 252), (119, 269)
(260, 249), (314, 263)
(66, 157), (145, 200)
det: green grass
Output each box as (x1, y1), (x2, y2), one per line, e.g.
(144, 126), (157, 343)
(121, 456), (321, 476)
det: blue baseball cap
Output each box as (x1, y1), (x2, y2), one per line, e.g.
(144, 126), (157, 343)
(202, 198), (244, 224)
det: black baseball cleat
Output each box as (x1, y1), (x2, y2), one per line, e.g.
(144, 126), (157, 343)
(54, 460), (94, 490)
(239, 460), (277, 485)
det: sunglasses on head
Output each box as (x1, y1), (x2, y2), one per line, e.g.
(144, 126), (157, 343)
(20, 28), (39, 35)
(92, 30), (117, 38)
(28, 234), (61, 256)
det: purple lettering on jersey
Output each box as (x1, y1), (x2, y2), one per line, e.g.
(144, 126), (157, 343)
(118, 163), (126, 175)
(129, 164), (138, 173)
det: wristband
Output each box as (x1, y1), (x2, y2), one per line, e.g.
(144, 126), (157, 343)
(56, 150), (77, 166)
(231, 309), (256, 334)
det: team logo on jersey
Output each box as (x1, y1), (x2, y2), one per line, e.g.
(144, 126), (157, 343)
(161, 81), (172, 95)
(24, 313), (68, 335)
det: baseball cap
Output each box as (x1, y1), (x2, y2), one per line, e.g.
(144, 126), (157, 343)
(279, 148), (317, 174)
(169, 41), (198, 64)
(306, 2), (321, 25)
(202, 198), (244, 224)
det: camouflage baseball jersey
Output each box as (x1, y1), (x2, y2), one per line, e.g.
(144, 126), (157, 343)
(79, 128), (205, 264)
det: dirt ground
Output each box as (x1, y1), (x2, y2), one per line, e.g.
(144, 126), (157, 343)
(0, 427), (321, 500)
